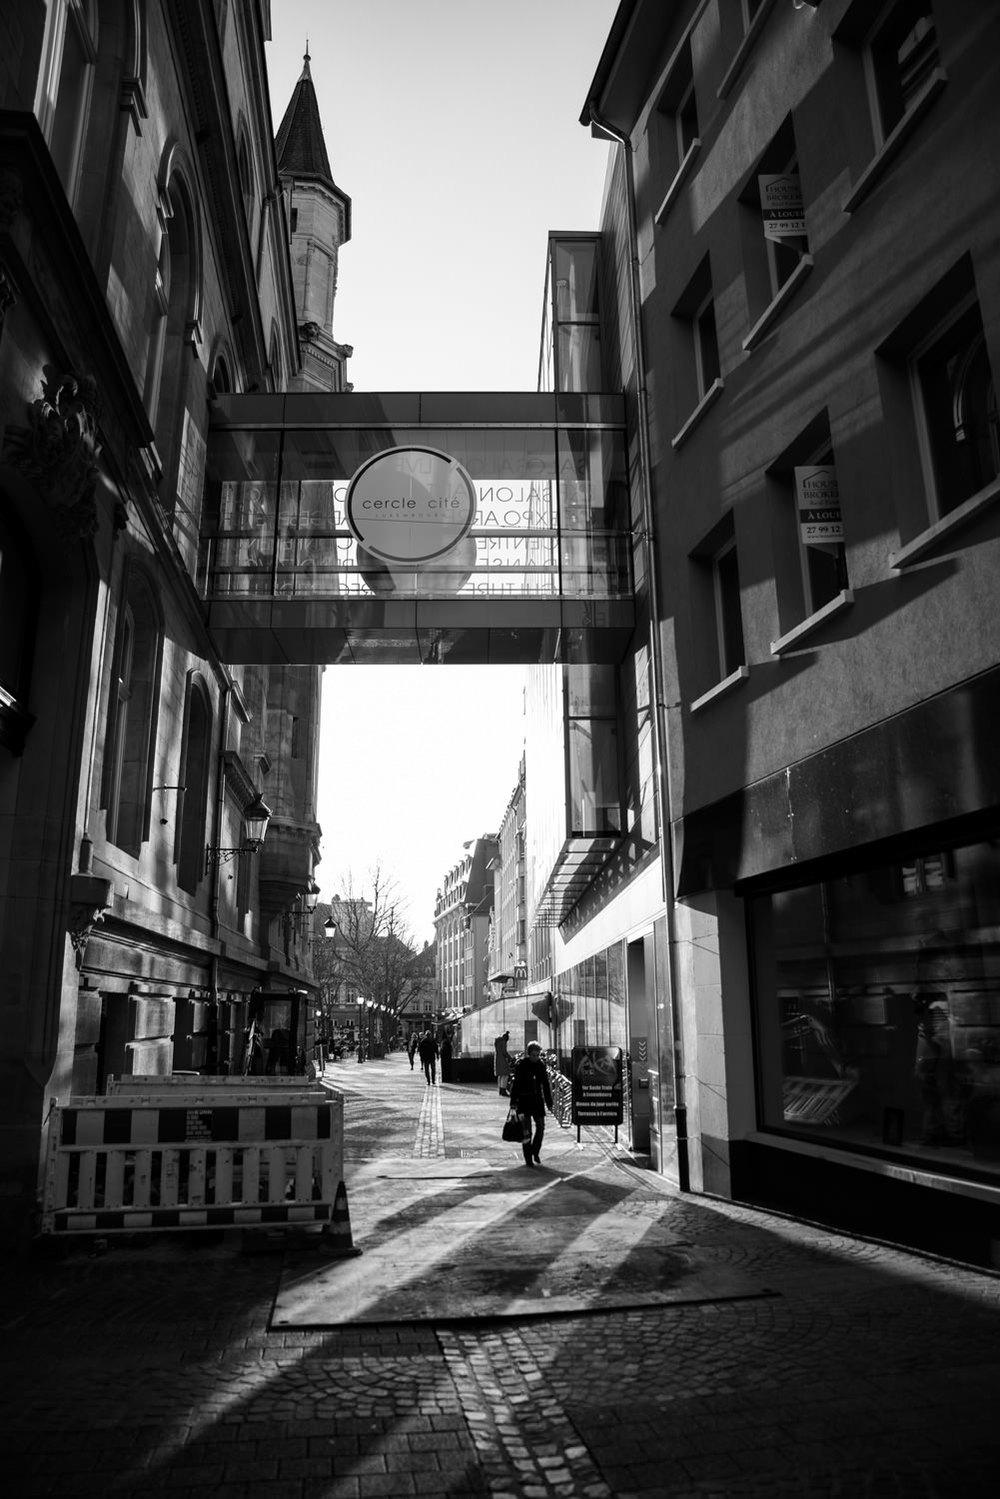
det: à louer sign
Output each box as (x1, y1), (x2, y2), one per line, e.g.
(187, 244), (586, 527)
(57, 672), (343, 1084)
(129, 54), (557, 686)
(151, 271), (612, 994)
(345, 447), (477, 564)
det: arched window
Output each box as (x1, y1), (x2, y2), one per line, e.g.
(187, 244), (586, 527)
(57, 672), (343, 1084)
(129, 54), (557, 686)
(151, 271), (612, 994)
(104, 561), (162, 854)
(36, 0), (98, 204)
(212, 353), (233, 395)
(237, 132), (254, 228)
(269, 325), (282, 392)
(177, 677), (212, 893)
(145, 157), (201, 508)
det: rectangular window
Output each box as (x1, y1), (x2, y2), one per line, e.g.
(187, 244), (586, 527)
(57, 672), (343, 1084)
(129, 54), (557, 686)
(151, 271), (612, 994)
(868, 0), (939, 143)
(878, 257), (1000, 547)
(751, 833), (1000, 1181)
(672, 258), (722, 434)
(767, 419), (850, 636)
(738, 117), (810, 341)
(690, 517), (746, 694)
(694, 292), (721, 396)
(714, 539), (745, 677)
(655, 39), (698, 188)
(913, 298), (999, 518)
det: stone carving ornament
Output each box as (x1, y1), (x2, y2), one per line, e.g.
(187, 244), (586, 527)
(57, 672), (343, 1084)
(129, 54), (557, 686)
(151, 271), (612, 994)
(3, 364), (103, 537)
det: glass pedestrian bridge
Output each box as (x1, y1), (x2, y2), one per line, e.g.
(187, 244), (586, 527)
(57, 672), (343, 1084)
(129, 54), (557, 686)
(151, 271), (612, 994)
(199, 391), (635, 665)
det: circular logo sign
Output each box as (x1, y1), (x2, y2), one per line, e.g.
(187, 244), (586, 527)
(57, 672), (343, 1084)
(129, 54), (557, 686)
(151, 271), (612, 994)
(345, 447), (477, 564)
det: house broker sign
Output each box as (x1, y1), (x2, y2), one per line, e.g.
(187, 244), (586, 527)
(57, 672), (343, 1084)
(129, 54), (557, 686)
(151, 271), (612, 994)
(571, 1045), (624, 1142)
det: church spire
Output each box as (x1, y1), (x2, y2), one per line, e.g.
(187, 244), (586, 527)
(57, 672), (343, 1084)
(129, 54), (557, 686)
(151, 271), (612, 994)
(275, 45), (335, 187)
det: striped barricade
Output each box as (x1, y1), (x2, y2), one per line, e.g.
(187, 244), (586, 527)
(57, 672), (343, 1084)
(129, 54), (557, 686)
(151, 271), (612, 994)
(107, 1074), (322, 1094)
(41, 1090), (344, 1236)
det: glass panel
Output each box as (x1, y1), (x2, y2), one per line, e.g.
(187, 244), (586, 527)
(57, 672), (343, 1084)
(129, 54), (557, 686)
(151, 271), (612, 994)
(553, 239), (600, 321)
(568, 717), (621, 835)
(805, 542), (848, 612)
(716, 544), (745, 674)
(204, 422), (631, 606)
(872, 3), (938, 136)
(567, 663), (617, 717)
(918, 303), (999, 515)
(556, 325), (603, 393)
(752, 837), (1000, 1180)
(558, 429), (629, 531)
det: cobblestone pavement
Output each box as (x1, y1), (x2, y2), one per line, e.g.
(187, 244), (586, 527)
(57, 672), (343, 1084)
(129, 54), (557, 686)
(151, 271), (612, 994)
(2, 1054), (999, 1497)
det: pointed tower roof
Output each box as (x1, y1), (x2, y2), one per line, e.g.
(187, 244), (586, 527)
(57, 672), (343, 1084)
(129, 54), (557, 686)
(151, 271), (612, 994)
(275, 48), (335, 186)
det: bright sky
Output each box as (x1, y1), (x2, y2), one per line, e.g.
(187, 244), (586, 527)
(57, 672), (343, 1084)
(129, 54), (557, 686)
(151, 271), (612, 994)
(266, 1), (617, 945)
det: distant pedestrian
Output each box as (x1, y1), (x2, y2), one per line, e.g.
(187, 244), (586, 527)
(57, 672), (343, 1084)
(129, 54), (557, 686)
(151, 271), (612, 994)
(407, 1031), (418, 1070)
(494, 1030), (511, 1095)
(509, 1041), (553, 1168)
(440, 1029), (454, 1084)
(418, 1029), (439, 1086)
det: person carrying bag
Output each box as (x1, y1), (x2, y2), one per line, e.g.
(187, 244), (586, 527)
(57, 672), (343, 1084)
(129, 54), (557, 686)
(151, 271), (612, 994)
(508, 1042), (553, 1167)
(502, 1105), (529, 1143)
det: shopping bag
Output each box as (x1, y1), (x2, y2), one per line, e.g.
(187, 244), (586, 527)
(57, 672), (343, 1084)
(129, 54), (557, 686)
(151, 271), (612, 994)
(502, 1107), (527, 1142)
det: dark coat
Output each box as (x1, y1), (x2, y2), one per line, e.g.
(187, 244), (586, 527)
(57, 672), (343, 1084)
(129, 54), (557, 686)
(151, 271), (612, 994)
(417, 1034), (439, 1063)
(509, 1055), (553, 1117)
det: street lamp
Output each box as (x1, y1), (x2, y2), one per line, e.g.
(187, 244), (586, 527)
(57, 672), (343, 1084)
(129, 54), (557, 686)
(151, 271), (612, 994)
(205, 791), (272, 873)
(357, 997), (368, 1063)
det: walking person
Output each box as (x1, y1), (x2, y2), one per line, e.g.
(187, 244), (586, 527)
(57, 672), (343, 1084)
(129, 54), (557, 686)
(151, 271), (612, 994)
(417, 1029), (439, 1086)
(509, 1041), (553, 1168)
(494, 1030), (512, 1095)
(407, 1030), (418, 1070)
(439, 1028), (454, 1084)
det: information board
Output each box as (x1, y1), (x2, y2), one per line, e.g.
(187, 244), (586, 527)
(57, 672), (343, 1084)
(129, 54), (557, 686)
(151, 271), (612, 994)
(571, 1045), (624, 1127)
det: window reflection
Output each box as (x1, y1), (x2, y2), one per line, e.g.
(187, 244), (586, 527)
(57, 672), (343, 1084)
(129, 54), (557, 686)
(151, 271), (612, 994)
(752, 836), (1000, 1178)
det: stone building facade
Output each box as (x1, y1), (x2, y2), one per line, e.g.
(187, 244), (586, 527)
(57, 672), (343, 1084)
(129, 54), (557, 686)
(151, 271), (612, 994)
(0, 1), (347, 1246)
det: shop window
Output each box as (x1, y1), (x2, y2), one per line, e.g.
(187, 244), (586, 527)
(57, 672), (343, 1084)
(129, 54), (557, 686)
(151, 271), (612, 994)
(104, 563), (162, 855)
(751, 835), (1000, 1178)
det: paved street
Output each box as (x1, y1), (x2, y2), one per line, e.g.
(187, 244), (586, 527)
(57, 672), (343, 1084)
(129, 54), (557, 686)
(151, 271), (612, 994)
(2, 1052), (999, 1497)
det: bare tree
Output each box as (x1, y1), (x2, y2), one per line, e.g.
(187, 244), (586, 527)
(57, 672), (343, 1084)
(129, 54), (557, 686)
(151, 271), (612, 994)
(313, 864), (431, 1036)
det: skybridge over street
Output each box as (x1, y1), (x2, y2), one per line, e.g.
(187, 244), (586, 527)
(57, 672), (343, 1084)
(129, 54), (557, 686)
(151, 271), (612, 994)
(199, 391), (635, 665)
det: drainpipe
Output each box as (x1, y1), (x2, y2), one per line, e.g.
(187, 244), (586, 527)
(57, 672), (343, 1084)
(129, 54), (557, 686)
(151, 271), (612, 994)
(208, 679), (233, 1002)
(587, 100), (690, 1192)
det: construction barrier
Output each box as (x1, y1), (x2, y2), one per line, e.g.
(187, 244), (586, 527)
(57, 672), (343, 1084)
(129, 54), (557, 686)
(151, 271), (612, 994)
(106, 1074), (322, 1095)
(40, 1087), (346, 1237)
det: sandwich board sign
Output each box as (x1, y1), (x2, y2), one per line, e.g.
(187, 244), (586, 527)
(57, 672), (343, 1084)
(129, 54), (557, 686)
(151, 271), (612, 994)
(571, 1045), (624, 1139)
